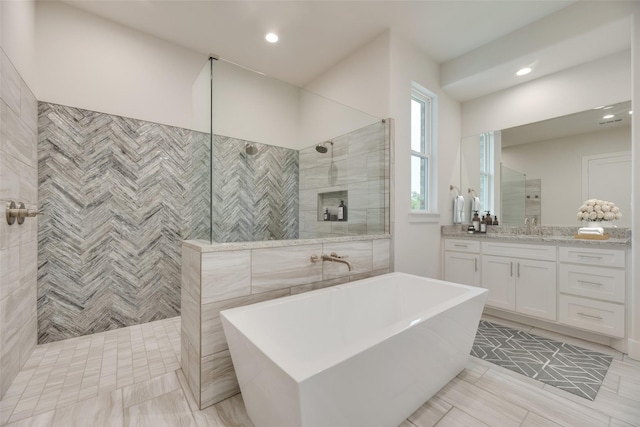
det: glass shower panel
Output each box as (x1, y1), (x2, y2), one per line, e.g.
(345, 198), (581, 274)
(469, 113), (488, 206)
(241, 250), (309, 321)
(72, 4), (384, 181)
(204, 58), (388, 242)
(189, 58), (213, 243)
(501, 164), (526, 226)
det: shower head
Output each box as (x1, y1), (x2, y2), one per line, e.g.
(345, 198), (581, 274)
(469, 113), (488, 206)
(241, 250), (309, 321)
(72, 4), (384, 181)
(245, 143), (258, 155)
(315, 140), (334, 154)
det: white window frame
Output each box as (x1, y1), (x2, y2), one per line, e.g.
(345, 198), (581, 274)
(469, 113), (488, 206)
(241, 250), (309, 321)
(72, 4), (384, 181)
(409, 82), (438, 223)
(479, 132), (494, 215)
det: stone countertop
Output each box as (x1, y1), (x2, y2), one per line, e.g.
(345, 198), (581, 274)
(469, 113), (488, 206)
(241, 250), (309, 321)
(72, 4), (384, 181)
(183, 234), (391, 253)
(441, 225), (631, 247)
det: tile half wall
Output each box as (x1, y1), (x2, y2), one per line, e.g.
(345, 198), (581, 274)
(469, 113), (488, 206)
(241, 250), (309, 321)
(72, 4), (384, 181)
(180, 236), (392, 409)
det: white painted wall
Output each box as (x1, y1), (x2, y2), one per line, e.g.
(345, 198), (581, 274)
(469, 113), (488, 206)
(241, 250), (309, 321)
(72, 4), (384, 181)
(304, 31), (390, 120)
(1, 0), (36, 91)
(502, 126), (631, 226)
(462, 51), (631, 137)
(211, 59), (300, 149)
(194, 51), (383, 149)
(35, 1), (205, 130)
(630, 5), (640, 361)
(389, 32), (461, 278)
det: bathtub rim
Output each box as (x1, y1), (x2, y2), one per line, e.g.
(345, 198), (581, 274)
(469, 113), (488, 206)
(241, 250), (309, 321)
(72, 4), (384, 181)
(221, 272), (488, 382)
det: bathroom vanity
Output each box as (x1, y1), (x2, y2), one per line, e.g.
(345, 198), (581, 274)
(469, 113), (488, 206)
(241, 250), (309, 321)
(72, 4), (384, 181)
(442, 226), (631, 351)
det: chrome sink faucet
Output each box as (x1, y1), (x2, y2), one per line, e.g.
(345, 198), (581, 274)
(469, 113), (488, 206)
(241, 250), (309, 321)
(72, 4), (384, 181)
(312, 252), (353, 271)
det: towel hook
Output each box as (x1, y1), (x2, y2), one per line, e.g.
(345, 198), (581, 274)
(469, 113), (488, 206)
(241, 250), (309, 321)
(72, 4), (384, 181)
(468, 188), (478, 198)
(450, 185), (460, 196)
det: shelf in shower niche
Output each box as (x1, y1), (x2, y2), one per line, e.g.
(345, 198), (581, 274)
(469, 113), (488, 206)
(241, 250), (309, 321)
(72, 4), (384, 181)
(317, 190), (348, 222)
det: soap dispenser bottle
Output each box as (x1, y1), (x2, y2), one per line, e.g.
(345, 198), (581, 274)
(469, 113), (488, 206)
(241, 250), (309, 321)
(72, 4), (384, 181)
(493, 216), (499, 226)
(323, 208), (329, 221)
(338, 200), (347, 221)
(472, 210), (480, 232)
(484, 211), (492, 226)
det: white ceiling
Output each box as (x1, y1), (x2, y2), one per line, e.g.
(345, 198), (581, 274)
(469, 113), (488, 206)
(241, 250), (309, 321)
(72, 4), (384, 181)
(59, 0), (632, 101)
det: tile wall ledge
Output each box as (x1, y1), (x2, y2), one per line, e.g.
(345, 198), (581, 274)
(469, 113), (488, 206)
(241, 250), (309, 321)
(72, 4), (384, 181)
(183, 234), (392, 253)
(441, 225), (631, 248)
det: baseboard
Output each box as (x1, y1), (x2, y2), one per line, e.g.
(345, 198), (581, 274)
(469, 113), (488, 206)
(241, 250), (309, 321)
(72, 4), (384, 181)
(628, 338), (640, 361)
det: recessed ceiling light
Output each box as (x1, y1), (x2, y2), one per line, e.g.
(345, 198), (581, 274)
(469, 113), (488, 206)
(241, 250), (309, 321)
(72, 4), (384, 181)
(602, 114), (615, 119)
(593, 105), (605, 110)
(265, 33), (279, 43)
(629, 110), (633, 115)
(516, 67), (532, 76)
(602, 105), (614, 110)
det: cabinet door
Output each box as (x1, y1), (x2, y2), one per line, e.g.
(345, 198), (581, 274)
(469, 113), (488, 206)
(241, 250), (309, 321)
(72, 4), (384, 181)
(444, 252), (480, 287)
(515, 259), (557, 321)
(481, 255), (515, 311)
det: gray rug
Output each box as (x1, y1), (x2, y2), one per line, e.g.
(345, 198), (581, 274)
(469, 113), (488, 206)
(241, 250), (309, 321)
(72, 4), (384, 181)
(471, 320), (612, 400)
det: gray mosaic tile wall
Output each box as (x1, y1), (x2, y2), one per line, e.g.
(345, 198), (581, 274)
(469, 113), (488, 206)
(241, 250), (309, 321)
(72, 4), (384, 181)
(37, 103), (210, 343)
(211, 135), (299, 242)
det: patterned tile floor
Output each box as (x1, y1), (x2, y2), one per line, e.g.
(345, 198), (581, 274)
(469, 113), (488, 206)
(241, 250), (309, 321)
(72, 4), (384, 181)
(1, 314), (639, 426)
(472, 320), (613, 400)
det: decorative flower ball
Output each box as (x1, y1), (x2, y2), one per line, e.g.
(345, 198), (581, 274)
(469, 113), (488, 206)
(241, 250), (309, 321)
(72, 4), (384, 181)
(577, 199), (622, 222)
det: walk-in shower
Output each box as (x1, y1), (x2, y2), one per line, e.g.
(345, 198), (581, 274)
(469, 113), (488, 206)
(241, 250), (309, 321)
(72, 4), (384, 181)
(192, 55), (390, 244)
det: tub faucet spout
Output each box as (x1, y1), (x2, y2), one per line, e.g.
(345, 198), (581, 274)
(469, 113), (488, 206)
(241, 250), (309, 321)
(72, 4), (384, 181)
(322, 252), (353, 271)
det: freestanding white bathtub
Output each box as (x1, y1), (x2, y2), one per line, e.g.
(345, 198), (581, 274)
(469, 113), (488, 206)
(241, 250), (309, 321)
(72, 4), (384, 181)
(220, 272), (488, 427)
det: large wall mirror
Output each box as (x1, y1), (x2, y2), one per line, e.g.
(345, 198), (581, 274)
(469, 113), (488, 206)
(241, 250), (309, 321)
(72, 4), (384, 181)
(461, 100), (631, 227)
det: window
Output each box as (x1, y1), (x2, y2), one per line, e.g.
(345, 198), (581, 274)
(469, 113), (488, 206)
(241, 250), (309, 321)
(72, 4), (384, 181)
(479, 132), (494, 214)
(410, 83), (437, 214)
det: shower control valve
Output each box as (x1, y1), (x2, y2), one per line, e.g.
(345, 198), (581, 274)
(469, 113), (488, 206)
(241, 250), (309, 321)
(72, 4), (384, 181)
(6, 201), (43, 225)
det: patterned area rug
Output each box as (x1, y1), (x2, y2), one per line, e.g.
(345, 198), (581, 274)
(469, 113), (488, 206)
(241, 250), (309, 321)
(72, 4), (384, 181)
(472, 320), (613, 400)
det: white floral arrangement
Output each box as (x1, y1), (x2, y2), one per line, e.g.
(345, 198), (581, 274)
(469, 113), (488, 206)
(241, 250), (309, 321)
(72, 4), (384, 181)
(577, 199), (622, 222)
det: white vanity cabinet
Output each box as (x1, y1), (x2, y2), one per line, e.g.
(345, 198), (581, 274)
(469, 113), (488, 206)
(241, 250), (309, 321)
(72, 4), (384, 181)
(558, 246), (626, 338)
(443, 239), (480, 287)
(442, 235), (630, 345)
(481, 242), (557, 321)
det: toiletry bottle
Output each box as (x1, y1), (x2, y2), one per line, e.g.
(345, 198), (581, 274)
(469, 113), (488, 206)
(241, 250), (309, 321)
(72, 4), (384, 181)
(493, 216), (499, 226)
(338, 200), (347, 221)
(472, 210), (480, 232)
(485, 211), (492, 225)
(323, 208), (329, 221)
(467, 225), (475, 234)
(480, 215), (487, 233)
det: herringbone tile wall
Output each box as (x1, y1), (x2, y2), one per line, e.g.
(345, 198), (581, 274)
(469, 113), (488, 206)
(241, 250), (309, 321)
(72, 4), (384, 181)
(37, 103), (211, 343)
(211, 135), (298, 242)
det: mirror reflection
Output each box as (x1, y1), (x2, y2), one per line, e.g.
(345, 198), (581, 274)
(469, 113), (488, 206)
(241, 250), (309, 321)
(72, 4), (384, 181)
(461, 101), (631, 227)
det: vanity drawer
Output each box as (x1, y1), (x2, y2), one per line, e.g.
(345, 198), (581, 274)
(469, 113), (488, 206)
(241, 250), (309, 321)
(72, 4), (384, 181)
(559, 264), (625, 303)
(559, 246), (625, 268)
(558, 295), (625, 338)
(481, 241), (556, 261)
(444, 239), (480, 253)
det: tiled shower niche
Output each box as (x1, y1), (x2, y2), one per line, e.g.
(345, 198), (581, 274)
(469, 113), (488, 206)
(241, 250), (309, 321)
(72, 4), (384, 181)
(318, 190), (348, 221)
